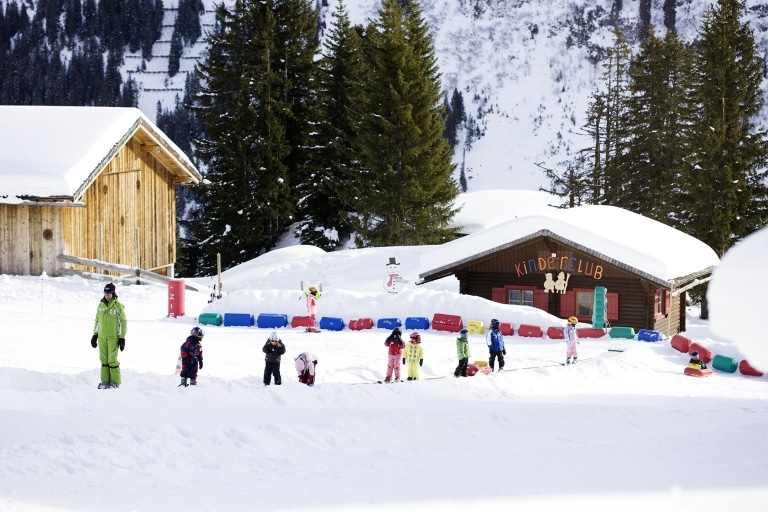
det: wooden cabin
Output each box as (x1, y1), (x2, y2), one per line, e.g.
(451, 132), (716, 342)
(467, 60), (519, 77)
(418, 205), (719, 337)
(0, 106), (201, 278)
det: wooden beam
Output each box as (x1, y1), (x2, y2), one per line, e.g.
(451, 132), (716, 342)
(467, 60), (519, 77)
(57, 253), (171, 284)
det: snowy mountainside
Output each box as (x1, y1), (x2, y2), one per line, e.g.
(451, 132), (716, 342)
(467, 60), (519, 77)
(127, 0), (768, 192)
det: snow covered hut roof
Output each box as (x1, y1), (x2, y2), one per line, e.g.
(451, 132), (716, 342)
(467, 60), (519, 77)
(421, 204), (719, 287)
(0, 106), (200, 205)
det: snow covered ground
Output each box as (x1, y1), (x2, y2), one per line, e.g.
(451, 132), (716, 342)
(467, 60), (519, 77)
(1, 245), (767, 511)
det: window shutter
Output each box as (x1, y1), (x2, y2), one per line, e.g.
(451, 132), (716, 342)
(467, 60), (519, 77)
(607, 292), (619, 320)
(560, 291), (575, 317)
(491, 287), (507, 304)
(533, 289), (548, 311)
(665, 290), (671, 315)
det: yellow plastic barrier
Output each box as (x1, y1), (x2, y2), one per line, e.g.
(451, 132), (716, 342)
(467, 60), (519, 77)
(466, 319), (485, 334)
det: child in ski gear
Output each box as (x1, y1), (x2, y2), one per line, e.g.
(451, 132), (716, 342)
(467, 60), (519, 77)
(91, 282), (127, 389)
(486, 318), (505, 372)
(304, 286), (322, 332)
(688, 351), (708, 370)
(454, 328), (471, 377)
(564, 316), (579, 365)
(403, 332), (425, 381)
(384, 327), (405, 382)
(295, 351), (318, 386)
(263, 331), (286, 385)
(179, 326), (204, 387)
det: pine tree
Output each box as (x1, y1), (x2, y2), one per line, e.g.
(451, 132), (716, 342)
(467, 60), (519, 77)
(295, 0), (362, 250)
(189, 0), (294, 274)
(621, 27), (695, 222)
(351, 0), (458, 247)
(683, 0), (768, 253)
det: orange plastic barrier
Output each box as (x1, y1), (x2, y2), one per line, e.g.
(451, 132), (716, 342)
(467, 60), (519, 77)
(670, 334), (692, 353)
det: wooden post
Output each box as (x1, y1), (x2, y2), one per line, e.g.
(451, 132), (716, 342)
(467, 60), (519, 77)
(216, 253), (222, 299)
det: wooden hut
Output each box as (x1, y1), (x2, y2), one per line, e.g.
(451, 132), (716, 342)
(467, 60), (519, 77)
(0, 106), (201, 278)
(418, 205), (719, 337)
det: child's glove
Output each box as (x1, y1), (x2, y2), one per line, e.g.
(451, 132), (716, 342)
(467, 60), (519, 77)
(503, 349), (506, 355)
(402, 358), (406, 365)
(199, 359), (204, 369)
(90, 334), (98, 348)
(419, 359), (423, 367)
(118, 338), (125, 351)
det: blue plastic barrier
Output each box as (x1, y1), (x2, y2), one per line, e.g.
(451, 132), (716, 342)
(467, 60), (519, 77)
(637, 329), (662, 342)
(257, 313), (289, 329)
(405, 317), (430, 330)
(223, 313), (254, 327)
(319, 316), (345, 331)
(377, 318), (402, 330)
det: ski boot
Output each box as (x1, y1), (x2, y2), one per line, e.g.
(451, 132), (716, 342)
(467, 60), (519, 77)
(190, 379), (197, 386)
(179, 377), (188, 387)
(97, 382), (109, 389)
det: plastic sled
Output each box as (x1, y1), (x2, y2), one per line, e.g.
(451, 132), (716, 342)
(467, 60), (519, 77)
(684, 367), (712, 378)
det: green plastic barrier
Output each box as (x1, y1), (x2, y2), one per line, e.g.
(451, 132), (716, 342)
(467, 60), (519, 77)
(198, 313), (223, 326)
(712, 354), (738, 373)
(592, 286), (607, 329)
(609, 326), (635, 339)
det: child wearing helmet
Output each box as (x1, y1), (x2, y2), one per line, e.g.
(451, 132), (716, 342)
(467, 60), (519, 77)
(304, 286), (322, 333)
(384, 327), (405, 382)
(486, 318), (505, 372)
(454, 328), (471, 377)
(403, 332), (425, 381)
(263, 331), (286, 385)
(564, 316), (580, 365)
(179, 326), (204, 387)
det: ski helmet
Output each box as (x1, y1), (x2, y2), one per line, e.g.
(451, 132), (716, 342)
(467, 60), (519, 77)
(392, 327), (402, 337)
(309, 286), (318, 292)
(410, 331), (421, 343)
(459, 328), (468, 336)
(269, 331), (279, 341)
(490, 318), (500, 329)
(191, 326), (204, 337)
(568, 316), (578, 324)
(104, 283), (116, 294)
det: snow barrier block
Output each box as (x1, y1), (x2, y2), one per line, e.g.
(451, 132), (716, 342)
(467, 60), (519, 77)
(670, 334), (692, 353)
(466, 363), (479, 377)
(609, 326), (635, 339)
(466, 320), (485, 334)
(349, 318), (374, 331)
(577, 328), (606, 338)
(319, 317), (345, 331)
(291, 316), (310, 328)
(223, 313), (254, 327)
(517, 324), (544, 338)
(689, 343), (713, 364)
(712, 354), (738, 373)
(637, 329), (663, 342)
(431, 313), (463, 333)
(377, 318), (402, 330)
(256, 313), (288, 329)
(547, 326), (565, 339)
(499, 322), (514, 336)
(405, 317), (430, 330)
(738, 360), (765, 377)
(198, 313), (223, 326)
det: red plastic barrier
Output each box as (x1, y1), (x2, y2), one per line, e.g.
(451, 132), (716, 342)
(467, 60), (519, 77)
(684, 367), (713, 378)
(517, 324), (544, 338)
(431, 313), (463, 333)
(739, 360), (765, 377)
(670, 334), (692, 353)
(349, 318), (374, 331)
(291, 316), (310, 328)
(547, 326), (565, 339)
(688, 343), (713, 364)
(499, 322), (514, 336)
(577, 328), (606, 338)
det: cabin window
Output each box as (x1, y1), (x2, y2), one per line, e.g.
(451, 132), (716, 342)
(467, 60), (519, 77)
(576, 290), (594, 317)
(655, 289), (670, 319)
(508, 288), (534, 307)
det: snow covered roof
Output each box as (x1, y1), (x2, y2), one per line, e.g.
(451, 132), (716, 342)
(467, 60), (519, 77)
(420, 204), (720, 287)
(448, 189), (562, 234)
(0, 106), (200, 205)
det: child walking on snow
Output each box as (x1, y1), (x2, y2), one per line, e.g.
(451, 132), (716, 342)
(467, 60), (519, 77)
(263, 331), (286, 385)
(564, 316), (579, 365)
(403, 331), (424, 381)
(454, 328), (471, 377)
(179, 326), (204, 387)
(486, 318), (505, 372)
(304, 286), (322, 332)
(384, 327), (405, 382)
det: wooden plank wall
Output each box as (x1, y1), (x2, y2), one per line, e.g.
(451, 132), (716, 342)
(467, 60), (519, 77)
(0, 204), (65, 275)
(60, 137), (177, 276)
